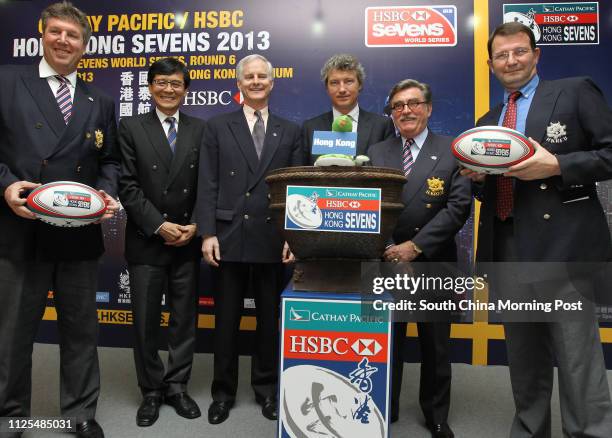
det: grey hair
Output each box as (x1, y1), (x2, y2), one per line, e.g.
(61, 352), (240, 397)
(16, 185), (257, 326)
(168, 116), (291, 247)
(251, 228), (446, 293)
(320, 54), (365, 87)
(236, 54), (274, 81)
(387, 79), (432, 106)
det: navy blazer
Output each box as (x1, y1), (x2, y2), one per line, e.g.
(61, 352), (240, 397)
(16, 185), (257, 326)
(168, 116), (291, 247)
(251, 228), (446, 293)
(0, 64), (119, 261)
(476, 77), (612, 263)
(118, 111), (205, 265)
(302, 107), (395, 163)
(369, 132), (471, 261)
(196, 109), (303, 263)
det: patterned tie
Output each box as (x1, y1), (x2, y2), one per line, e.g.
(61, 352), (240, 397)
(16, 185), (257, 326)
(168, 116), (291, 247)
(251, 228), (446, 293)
(496, 91), (521, 220)
(252, 110), (265, 159)
(166, 117), (177, 154)
(402, 138), (415, 176)
(55, 75), (72, 124)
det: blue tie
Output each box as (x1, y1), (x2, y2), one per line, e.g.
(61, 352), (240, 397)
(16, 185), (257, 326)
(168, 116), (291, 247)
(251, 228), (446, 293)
(166, 117), (176, 154)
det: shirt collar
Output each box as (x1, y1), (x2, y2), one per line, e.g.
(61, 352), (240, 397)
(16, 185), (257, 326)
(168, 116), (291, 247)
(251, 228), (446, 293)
(156, 107), (180, 125)
(243, 104), (268, 119)
(402, 127), (428, 150)
(39, 57), (77, 88)
(504, 74), (539, 103)
(332, 105), (360, 124)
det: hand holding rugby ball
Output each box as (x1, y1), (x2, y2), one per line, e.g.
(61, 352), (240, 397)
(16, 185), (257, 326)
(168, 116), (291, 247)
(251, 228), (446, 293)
(452, 126), (535, 174)
(26, 181), (107, 227)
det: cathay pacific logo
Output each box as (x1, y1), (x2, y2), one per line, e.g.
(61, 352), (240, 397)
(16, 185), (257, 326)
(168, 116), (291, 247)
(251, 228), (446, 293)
(289, 307), (310, 321)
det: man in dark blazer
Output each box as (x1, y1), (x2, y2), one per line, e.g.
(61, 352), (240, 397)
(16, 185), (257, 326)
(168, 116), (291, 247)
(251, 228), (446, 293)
(196, 54), (302, 425)
(462, 23), (612, 437)
(0, 3), (119, 438)
(302, 54), (395, 163)
(369, 79), (471, 438)
(118, 58), (204, 427)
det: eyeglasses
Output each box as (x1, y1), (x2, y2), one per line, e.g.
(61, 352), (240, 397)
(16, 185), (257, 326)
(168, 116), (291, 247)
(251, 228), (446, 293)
(390, 101), (428, 112)
(491, 47), (532, 62)
(152, 79), (185, 90)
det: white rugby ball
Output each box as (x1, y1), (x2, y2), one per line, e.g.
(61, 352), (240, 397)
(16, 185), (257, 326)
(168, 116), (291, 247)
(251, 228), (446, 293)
(26, 181), (107, 227)
(452, 126), (535, 174)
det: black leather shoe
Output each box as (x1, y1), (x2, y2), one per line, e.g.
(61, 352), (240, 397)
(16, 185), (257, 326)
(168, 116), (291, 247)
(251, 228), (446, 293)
(76, 419), (104, 438)
(208, 400), (233, 424)
(428, 423), (454, 438)
(136, 395), (162, 427)
(165, 392), (201, 419)
(256, 396), (278, 421)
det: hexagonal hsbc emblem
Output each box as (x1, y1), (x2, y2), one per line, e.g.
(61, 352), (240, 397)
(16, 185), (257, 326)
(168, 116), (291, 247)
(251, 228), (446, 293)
(351, 338), (383, 356)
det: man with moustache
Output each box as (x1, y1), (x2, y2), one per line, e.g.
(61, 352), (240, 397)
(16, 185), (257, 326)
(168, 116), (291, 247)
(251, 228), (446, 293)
(369, 79), (471, 438)
(462, 22), (612, 437)
(196, 54), (302, 424)
(303, 53), (395, 163)
(0, 2), (119, 437)
(118, 58), (205, 427)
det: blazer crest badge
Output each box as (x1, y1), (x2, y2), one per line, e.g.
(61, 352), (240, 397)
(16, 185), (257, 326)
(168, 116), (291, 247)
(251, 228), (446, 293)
(94, 129), (104, 149)
(545, 121), (568, 144)
(426, 177), (444, 196)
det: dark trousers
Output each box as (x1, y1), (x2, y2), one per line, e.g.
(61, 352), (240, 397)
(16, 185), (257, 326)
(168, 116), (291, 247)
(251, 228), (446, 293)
(211, 262), (284, 402)
(129, 260), (199, 398)
(0, 258), (99, 422)
(493, 218), (612, 438)
(391, 321), (452, 425)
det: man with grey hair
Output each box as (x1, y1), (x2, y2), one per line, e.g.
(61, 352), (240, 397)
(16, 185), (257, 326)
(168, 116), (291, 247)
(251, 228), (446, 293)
(0, 2), (119, 437)
(196, 53), (302, 425)
(369, 79), (471, 438)
(302, 53), (394, 163)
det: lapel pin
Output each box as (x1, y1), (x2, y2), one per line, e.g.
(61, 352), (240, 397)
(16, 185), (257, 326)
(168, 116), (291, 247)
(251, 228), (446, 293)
(88, 96), (94, 102)
(431, 155), (437, 160)
(273, 132), (277, 137)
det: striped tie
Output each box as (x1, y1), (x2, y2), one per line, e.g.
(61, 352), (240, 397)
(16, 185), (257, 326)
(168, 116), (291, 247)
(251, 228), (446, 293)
(55, 75), (72, 124)
(402, 138), (415, 176)
(166, 117), (177, 154)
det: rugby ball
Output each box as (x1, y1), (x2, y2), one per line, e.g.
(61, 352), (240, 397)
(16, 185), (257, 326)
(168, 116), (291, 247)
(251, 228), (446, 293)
(26, 181), (107, 227)
(451, 126), (535, 174)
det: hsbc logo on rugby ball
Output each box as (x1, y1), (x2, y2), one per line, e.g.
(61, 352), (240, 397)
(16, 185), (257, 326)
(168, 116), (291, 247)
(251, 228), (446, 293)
(365, 5), (457, 47)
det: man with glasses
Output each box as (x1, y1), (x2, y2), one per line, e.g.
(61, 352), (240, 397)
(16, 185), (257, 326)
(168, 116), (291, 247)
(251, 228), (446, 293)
(196, 54), (302, 425)
(462, 22), (612, 437)
(0, 2), (119, 437)
(369, 79), (471, 438)
(302, 53), (395, 163)
(118, 58), (205, 427)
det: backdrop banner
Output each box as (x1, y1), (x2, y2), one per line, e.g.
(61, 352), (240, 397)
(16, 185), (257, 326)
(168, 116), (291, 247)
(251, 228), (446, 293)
(1, 0), (610, 367)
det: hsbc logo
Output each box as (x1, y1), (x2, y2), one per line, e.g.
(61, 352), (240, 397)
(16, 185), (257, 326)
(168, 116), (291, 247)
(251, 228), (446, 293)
(411, 10), (430, 21)
(351, 338), (383, 356)
(183, 90), (233, 106)
(566, 15), (579, 22)
(289, 335), (382, 357)
(365, 5), (457, 47)
(349, 200), (360, 208)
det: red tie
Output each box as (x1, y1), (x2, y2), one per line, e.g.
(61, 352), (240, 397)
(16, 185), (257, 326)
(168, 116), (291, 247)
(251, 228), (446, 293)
(496, 91), (521, 220)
